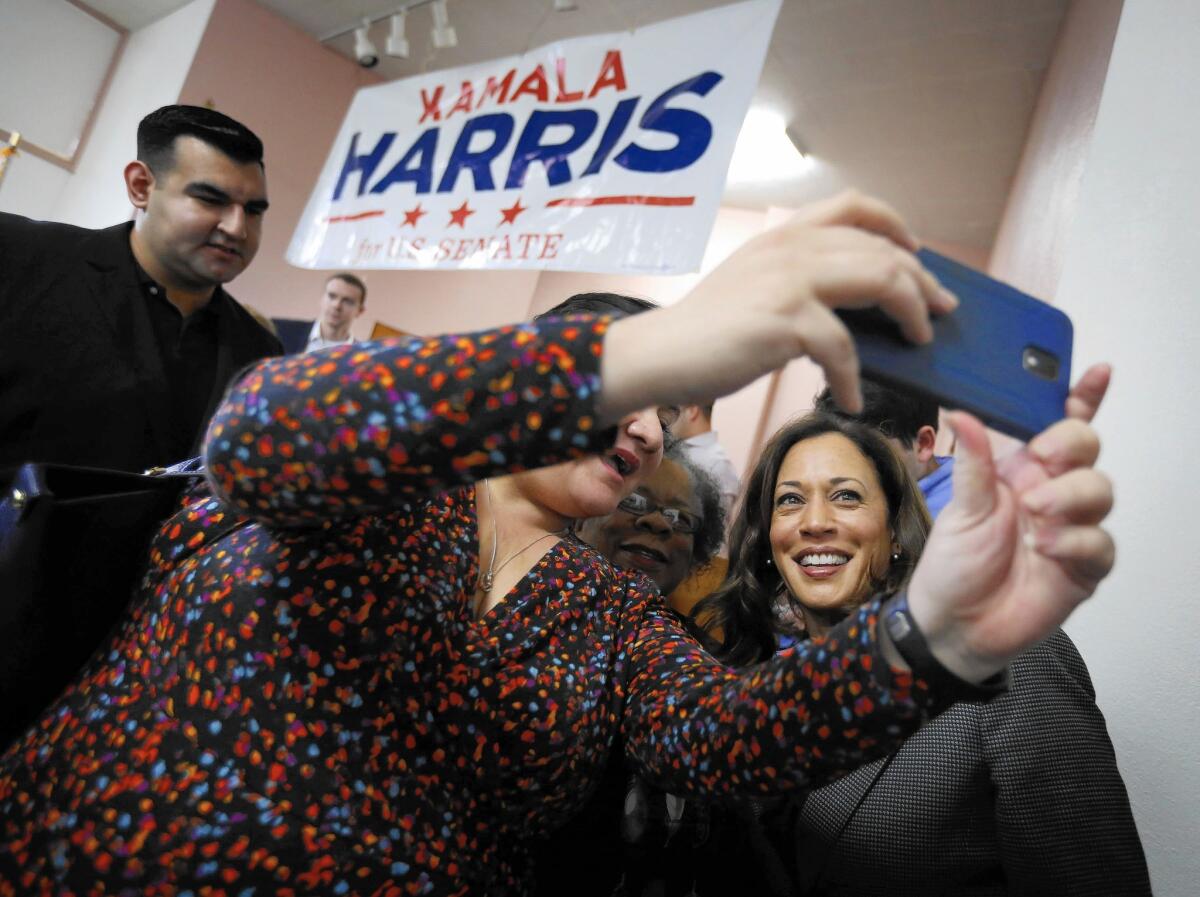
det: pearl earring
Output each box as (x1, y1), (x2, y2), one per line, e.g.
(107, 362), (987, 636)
(891, 551), (901, 562)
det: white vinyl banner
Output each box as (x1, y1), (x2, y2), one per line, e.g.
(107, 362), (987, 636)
(287, 0), (782, 274)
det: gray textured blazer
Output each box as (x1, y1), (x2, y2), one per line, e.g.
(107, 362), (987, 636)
(788, 630), (1151, 896)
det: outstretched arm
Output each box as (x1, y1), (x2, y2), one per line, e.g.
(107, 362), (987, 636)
(204, 318), (613, 526)
(205, 192), (953, 529)
(208, 189), (1116, 685)
(619, 593), (940, 798)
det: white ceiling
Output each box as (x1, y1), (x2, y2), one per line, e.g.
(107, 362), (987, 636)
(88, 0), (1069, 250)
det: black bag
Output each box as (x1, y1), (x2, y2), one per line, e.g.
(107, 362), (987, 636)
(0, 461), (203, 748)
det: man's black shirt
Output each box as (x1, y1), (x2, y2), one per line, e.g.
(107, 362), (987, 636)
(135, 261), (222, 462)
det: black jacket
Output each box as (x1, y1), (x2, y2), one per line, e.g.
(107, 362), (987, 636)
(0, 213), (281, 472)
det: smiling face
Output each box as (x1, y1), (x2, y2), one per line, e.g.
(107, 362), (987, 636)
(769, 432), (895, 633)
(130, 136), (267, 292)
(577, 458), (699, 595)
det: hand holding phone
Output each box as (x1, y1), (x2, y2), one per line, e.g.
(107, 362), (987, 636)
(837, 249), (1073, 441)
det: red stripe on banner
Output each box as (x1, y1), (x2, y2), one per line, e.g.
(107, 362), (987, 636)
(545, 196), (696, 208)
(325, 210), (386, 223)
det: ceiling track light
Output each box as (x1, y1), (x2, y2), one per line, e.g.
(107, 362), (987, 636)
(430, 0), (457, 49)
(386, 11), (409, 58)
(320, 1), (459, 60)
(354, 19), (379, 68)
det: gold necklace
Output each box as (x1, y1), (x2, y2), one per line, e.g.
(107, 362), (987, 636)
(476, 479), (566, 594)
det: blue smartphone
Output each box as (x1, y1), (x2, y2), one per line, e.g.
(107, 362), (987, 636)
(836, 249), (1073, 441)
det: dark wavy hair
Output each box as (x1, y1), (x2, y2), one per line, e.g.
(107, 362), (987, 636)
(534, 292), (658, 320)
(693, 413), (931, 667)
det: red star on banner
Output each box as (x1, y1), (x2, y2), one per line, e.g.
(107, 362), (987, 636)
(447, 201), (475, 228)
(401, 204), (427, 227)
(498, 198), (528, 226)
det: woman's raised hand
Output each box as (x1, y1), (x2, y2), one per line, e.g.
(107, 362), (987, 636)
(599, 190), (958, 422)
(906, 409), (1115, 684)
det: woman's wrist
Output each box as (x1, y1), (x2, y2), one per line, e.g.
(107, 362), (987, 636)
(876, 608), (909, 672)
(881, 592), (1008, 700)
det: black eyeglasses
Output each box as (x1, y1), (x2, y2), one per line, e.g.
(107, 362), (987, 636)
(617, 492), (701, 534)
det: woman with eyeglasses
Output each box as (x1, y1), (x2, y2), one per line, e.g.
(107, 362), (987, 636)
(0, 193), (1117, 897)
(575, 445), (724, 600)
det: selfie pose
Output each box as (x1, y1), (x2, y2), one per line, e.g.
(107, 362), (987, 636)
(0, 194), (1116, 896)
(697, 411), (1149, 896)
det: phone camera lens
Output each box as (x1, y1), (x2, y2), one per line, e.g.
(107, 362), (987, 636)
(1022, 347), (1059, 381)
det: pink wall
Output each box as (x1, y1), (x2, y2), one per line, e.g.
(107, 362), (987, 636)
(989, 0), (1124, 297)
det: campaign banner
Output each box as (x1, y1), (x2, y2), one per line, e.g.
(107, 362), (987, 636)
(287, 0), (781, 274)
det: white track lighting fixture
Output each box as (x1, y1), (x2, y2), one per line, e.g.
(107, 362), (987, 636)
(353, 20), (379, 68)
(430, 0), (457, 49)
(386, 12), (410, 58)
(323, 1), (460, 63)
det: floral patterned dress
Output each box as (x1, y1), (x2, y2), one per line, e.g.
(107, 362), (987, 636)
(0, 317), (943, 896)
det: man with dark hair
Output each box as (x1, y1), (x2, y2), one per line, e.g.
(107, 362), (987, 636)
(814, 378), (954, 517)
(135, 103), (264, 175)
(306, 272), (367, 351)
(0, 104), (281, 471)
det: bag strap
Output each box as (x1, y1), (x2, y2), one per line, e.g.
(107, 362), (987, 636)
(143, 456), (206, 477)
(3, 459), (207, 523)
